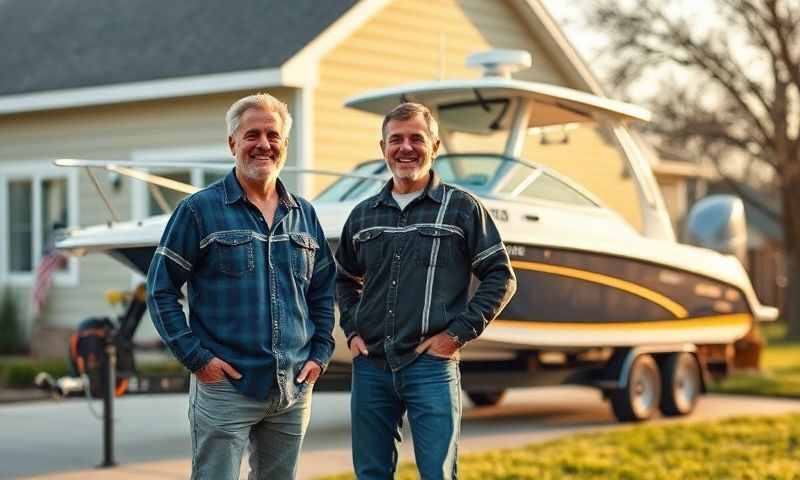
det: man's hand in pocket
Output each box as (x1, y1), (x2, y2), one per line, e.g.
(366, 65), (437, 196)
(196, 357), (242, 384)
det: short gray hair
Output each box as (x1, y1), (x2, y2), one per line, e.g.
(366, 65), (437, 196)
(225, 93), (293, 138)
(381, 102), (439, 143)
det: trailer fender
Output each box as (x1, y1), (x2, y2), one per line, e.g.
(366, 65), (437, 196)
(595, 344), (707, 391)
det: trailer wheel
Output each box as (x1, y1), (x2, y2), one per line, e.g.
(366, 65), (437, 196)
(467, 390), (507, 407)
(610, 354), (661, 422)
(659, 352), (701, 416)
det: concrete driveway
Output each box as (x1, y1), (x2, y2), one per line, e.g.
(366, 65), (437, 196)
(4, 386), (800, 479)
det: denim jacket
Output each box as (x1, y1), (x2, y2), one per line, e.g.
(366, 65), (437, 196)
(147, 169), (336, 401)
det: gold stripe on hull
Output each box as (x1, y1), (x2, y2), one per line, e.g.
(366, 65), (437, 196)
(492, 313), (752, 331)
(511, 260), (689, 318)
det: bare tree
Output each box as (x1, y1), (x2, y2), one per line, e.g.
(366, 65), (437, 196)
(584, 0), (800, 336)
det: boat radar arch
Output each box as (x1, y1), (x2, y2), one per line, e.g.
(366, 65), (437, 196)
(344, 51), (651, 152)
(344, 50), (675, 242)
(466, 49), (532, 79)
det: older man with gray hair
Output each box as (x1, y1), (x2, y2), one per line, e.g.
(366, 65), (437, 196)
(147, 92), (336, 479)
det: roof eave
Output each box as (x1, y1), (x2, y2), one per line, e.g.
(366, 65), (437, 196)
(0, 66), (315, 115)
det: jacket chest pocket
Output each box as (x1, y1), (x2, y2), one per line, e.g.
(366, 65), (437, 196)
(212, 232), (255, 277)
(413, 226), (459, 267)
(289, 233), (318, 282)
(354, 229), (386, 269)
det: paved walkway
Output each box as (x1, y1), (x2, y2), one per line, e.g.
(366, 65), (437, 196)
(0, 388), (49, 404)
(13, 389), (800, 480)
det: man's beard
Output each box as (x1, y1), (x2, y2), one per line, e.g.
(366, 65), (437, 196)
(390, 158), (430, 181)
(239, 154), (285, 183)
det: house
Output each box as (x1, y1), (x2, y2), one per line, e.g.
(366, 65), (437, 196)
(0, 0), (661, 348)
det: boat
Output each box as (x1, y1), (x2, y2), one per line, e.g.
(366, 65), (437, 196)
(53, 50), (778, 421)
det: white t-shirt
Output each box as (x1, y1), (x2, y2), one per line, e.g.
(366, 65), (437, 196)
(391, 189), (424, 210)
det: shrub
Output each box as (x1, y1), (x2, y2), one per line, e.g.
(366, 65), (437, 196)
(0, 288), (25, 355)
(0, 356), (184, 388)
(1, 358), (71, 387)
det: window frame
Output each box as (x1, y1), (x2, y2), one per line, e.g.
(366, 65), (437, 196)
(130, 145), (231, 220)
(1, 161), (79, 287)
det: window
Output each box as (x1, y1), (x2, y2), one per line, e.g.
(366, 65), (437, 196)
(8, 180), (33, 272)
(1, 166), (78, 284)
(131, 146), (232, 219)
(41, 178), (69, 271)
(143, 167), (229, 216)
(146, 170), (192, 215)
(202, 170), (226, 186)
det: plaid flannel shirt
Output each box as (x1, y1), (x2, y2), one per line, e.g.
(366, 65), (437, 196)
(147, 169), (335, 401)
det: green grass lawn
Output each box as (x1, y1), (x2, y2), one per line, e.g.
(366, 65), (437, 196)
(321, 324), (800, 479)
(711, 323), (800, 398)
(321, 413), (800, 479)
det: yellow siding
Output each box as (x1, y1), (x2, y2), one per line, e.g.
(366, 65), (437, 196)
(313, 0), (642, 230)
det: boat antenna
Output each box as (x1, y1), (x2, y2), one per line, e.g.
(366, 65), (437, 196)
(466, 49), (532, 79)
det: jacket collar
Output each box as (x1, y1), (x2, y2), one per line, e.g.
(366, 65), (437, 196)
(370, 169), (444, 208)
(222, 168), (299, 209)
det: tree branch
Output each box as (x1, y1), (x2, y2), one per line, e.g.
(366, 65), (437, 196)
(766, 0), (800, 91)
(708, 152), (782, 221)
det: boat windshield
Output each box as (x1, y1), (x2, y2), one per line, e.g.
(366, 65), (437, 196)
(314, 154), (596, 207)
(314, 161), (387, 203)
(315, 154), (519, 202)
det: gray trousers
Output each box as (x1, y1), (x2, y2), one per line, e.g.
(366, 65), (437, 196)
(188, 376), (312, 480)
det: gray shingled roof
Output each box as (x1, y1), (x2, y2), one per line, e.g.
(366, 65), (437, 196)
(0, 0), (359, 96)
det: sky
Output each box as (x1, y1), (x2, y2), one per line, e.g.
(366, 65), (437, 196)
(540, 2), (605, 70)
(539, 1), (775, 184)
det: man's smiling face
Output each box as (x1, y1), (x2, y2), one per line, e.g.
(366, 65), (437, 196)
(380, 113), (439, 188)
(228, 107), (287, 184)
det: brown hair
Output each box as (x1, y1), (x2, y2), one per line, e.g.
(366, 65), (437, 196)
(381, 102), (439, 142)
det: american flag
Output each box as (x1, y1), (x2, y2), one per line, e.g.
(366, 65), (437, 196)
(32, 252), (67, 318)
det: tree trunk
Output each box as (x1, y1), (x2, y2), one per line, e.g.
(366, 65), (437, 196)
(786, 251), (800, 338)
(782, 174), (800, 338)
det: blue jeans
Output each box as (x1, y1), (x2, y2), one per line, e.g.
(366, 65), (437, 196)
(351, 353), (462, 479)
(188, 375), (312, 480)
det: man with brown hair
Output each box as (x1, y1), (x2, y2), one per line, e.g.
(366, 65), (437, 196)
(335, 102), (517, 479)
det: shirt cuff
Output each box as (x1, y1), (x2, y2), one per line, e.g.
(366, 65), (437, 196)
(310, 357), (328, 373)
(183, 347), (215, 373)
(446, 320), (478, 346)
